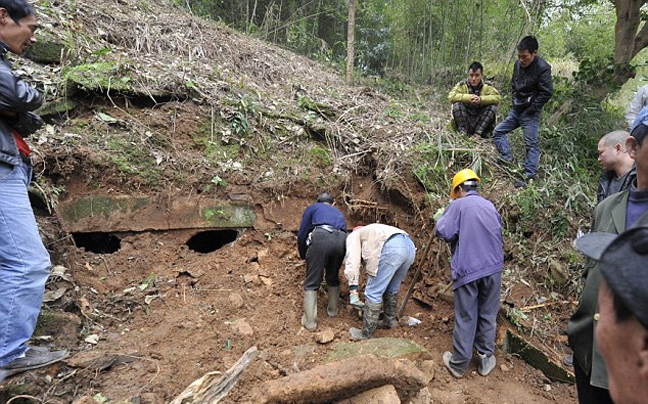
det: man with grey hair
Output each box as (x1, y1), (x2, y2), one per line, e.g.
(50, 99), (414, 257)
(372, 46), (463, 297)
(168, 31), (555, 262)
(596, 130), (636, 203)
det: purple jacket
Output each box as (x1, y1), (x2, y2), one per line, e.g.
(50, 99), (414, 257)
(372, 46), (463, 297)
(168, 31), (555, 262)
(436, 191), (503, 289)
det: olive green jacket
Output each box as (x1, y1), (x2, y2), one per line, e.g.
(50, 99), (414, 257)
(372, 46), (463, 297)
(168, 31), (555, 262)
(567, 190), (629, 389)
(448, 80), (501, 105)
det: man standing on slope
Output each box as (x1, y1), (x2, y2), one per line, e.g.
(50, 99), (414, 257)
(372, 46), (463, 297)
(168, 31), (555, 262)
(297, 192), (347, 332)
(0, 0), (67, 382)
(436, 169), (504, 378)
(493, 36), (553, 188)
(567, 120), (648, 403)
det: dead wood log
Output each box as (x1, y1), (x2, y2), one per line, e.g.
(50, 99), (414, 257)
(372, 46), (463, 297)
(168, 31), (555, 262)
(547, 99), (573, 126)
(251, 355), (429, 404)
(169, 346), (258, 404)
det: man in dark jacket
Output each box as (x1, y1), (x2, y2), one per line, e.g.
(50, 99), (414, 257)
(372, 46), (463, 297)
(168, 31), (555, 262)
(436, 169), (504, 378)
(596, 130), (636, 204)
(297, 192), (347, 331)
(0, 0), (67, 383)
(493, 36), (553, 188)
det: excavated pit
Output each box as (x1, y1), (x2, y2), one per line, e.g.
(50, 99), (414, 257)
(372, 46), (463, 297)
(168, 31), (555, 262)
(186, 229), (239, 253)
(72, 232), (122, 254)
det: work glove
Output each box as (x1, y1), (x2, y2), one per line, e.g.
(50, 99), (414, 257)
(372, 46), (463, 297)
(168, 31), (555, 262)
(433, 207), (445, 221)
(349, 286), (364, 308)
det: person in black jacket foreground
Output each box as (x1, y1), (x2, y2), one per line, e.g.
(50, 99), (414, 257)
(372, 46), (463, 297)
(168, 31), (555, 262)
(493, 36), (553, 188)
(0, 0), (67, 384)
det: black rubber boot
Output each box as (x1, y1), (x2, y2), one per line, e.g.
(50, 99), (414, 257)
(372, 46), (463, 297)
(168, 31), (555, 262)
(349, 300), (382, 340)
(327, 286), (340, 317)
(301, 290), (318, 331)
(378, 292), (399, 329)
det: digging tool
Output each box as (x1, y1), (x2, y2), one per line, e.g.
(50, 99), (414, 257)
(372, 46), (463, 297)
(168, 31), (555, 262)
(398, 226), (437, 318)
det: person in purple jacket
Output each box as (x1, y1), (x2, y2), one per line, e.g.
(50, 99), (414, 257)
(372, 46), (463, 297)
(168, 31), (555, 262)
(436, 169), (504, 378)
(297, 192), (347, 332)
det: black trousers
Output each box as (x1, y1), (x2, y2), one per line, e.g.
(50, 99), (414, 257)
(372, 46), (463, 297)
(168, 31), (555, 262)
(304, 227), (347, 290)
(573, 356), (614, 404)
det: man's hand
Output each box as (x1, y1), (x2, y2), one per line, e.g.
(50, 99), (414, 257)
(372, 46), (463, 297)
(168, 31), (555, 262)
(470, 95), (481, 105)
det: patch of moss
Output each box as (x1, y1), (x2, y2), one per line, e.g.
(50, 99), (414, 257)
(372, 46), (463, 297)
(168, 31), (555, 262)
(65, 62), (133, 94)
(192, 120), (241, 162)
(309, 146), (331, 167)
(326, 338), (427, 362)
(103, 136), (163, 185)
(59, 195), (150, 223)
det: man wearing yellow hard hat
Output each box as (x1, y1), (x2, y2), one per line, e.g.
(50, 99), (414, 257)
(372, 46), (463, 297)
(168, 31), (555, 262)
(435, 169), (504, 378)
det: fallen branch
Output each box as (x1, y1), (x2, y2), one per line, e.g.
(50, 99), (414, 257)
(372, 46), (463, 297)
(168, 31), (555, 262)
(170, 346), (258, 404)
(520, 301), (575, 312)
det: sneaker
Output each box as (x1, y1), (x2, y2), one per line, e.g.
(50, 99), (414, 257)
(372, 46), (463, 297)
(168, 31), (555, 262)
(562, 354), (574, 368)
(514, 179), (528, 188)
(496, 156), (513, 167)
(442, 351), (465, 378)
(478, 353), (496, 376)
(0, 347), (68, 377)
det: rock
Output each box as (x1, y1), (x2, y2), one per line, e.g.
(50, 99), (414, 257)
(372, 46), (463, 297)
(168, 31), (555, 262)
(407, 387), (431, 404)
(257, 248), (269, 264)
(236, 319), (254, 337)
(35, 310), (81, 347)
(417, 360), (435, 382)
(336, 384), (400, 404)
(251, 355), (428, 404)
(316, 328), (335, 344)
(501, 364), (510, 372)
(259, 275), (273, 286)
(24, 36), (67, 64)
(244, 273), (259, 284)
(72, 397), (97, 404)
(139, 392), (164, 404)
(229, 293), (245, 308)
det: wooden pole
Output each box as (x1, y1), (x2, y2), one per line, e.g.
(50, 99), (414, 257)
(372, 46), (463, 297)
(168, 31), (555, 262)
(398, 226), (437, 318)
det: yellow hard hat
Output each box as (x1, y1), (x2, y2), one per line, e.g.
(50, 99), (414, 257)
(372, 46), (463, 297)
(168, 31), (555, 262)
(450, 169), (480, 199)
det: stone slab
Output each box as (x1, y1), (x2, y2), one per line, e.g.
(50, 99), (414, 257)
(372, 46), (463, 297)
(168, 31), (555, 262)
(57, 194), (255, 232)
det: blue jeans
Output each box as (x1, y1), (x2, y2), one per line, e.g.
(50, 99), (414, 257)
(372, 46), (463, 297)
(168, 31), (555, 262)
(365, 234), (415, 304)
(493, 109), (540, 179)
(0, 161), (51, 366)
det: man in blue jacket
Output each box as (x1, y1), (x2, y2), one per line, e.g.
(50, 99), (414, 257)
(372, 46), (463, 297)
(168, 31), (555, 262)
(0, 0), (67, 383)
(297, 192), (347, 331)
(436, 169), (504, 378)
(493, 36), (553, 188)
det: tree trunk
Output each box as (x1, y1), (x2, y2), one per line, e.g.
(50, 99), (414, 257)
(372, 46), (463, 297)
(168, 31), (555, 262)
(346, 0), (356, 85)
(612, 0), (646, 86)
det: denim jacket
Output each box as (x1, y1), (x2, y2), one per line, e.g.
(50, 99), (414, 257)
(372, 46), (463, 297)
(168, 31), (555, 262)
(0, 42), (44, 166)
